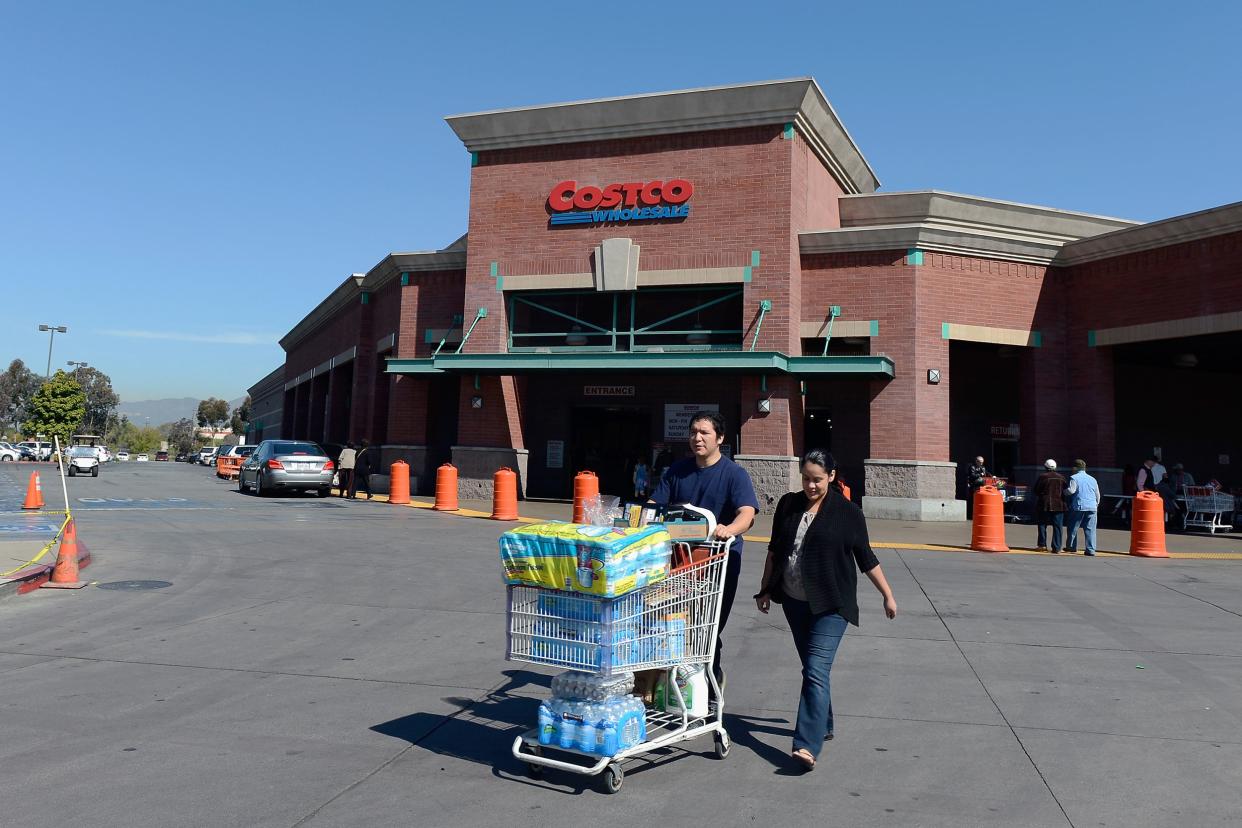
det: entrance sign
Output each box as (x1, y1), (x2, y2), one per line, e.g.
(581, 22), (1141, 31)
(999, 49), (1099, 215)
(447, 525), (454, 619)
(546, 440), (565, 469)
(664, 403), (719, 441)
(549, 179), (693, 226)
(583, 385), (634, 397)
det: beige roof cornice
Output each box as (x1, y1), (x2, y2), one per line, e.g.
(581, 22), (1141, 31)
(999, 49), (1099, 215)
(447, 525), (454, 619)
(445, 78), (879, 195)
(1056, 200), (1242, 265)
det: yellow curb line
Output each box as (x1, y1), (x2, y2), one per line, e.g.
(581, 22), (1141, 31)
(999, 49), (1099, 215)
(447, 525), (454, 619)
(330, 491), (1242, 560)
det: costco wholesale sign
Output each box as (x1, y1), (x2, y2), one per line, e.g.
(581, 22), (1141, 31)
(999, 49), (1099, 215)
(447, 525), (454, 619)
(548, 179), (693, 226)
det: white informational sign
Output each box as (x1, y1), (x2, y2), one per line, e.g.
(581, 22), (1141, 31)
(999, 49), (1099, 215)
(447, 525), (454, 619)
(546, 440), (564, 469)
(664, 403), (719, 442)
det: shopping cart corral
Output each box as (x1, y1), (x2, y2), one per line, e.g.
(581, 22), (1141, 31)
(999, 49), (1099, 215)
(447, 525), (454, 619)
(507, 504), (731, 793)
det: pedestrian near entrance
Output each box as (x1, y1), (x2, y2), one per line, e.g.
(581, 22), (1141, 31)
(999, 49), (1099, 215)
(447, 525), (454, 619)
(650, 411), (758, 691)
(966, 455), (988, 518)
(1135, 456), (1166, 492)
(350, 439), (373, 500)
(1065, 459), (1100, 556)
(1033, 459), (1067, 553)
(754, 449), (897, 772)
(632, 457), (650, 500)
(337, 443), (356, 498)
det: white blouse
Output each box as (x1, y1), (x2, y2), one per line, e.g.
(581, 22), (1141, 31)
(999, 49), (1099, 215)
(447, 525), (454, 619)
(781, 509), (817, 601)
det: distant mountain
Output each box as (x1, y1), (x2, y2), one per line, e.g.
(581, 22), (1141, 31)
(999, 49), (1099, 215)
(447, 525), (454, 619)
(117, 396), (247, 427)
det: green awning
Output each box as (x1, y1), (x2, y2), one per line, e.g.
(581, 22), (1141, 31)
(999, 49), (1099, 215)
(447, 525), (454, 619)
(386, 351), (893, 377)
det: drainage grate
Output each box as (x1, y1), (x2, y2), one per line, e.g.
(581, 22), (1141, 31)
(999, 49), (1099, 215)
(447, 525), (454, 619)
(96, 580), (173, 591)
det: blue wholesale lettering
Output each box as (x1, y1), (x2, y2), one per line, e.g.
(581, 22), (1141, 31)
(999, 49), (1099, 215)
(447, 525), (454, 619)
(548, 204), (691, 226)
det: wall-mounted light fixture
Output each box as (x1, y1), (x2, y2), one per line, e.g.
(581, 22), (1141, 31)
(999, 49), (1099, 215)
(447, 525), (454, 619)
(927, 368), (941, 385)
(757, 398), (772, 414)
(470, 395), (483, 409)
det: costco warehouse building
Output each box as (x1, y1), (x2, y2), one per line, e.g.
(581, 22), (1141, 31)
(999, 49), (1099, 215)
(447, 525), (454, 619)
(247, 78), (1242, 519)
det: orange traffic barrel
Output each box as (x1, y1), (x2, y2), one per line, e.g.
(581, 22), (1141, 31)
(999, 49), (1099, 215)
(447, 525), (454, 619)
(492, 467), (518, 520)
(1129, 491), (1169, 558)
(838, 479), (852, 502)
(572, 470), (599, 523)
(969, 485), (1009, 553)
(434, 463), (459, 511)
(389, 460), (411, 505)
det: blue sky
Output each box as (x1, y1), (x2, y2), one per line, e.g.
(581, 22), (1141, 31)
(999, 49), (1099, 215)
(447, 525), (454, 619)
(2, 1), (1239, 401)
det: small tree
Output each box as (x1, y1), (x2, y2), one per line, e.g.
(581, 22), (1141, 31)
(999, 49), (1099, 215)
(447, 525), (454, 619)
(231, 395), (252, 435)
(22, 370), (86, 449)
(129, 426), (163, 455)
(164, 418), (196, 455)
(0, 359), (41, 433)
(196, 398), (230, 442)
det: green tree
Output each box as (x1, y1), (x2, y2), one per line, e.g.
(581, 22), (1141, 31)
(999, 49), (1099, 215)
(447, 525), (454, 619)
(129, 426), (163, 454)
(163, 418), (197, 455)
(196, 397), (230, 441)
(73, 366), (120, 435)
(22, 370), (86, 448)
(231, 395), (252, 435)
(0, 359), (41, 435)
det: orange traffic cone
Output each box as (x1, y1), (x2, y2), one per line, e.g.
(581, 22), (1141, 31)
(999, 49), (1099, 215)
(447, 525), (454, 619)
(969, 485), (1009, 553)
(1129, 491), (1169, 558)
(42, 519), (88, 589)
(434, 463), (459, 511)
(491, 467), (518, 521)
(572, 471), (599, 523)
(22, 471), (43, 510)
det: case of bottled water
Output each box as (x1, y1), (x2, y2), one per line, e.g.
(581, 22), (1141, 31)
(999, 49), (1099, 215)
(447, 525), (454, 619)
(536, 693), (647, 757)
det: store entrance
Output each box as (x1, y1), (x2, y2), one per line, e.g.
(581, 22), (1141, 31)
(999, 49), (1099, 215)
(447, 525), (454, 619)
(804, 408), (833, 454)
(570, 406), (651, 500)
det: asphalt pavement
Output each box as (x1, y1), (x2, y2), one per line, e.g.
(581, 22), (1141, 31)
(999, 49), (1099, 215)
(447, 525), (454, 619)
(1, 461), (1240, 827)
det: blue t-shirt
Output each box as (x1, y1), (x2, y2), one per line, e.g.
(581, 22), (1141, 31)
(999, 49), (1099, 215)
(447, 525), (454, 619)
(650, 455), (759, 556)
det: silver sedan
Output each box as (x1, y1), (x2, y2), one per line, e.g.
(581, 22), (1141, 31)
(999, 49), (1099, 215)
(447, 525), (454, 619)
(238, 440), (335, 497)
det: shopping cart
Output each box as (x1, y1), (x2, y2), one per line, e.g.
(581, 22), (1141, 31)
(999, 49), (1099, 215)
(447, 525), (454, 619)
(508, 504), (731, 793)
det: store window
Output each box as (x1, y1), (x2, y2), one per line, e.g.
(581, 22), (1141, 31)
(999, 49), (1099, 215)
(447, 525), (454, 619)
(508, 287), (742, 352)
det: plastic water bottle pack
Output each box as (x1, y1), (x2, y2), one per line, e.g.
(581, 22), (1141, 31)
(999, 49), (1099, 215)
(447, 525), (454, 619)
(550, 670), (635, 701)
(537, 694), (647, 757)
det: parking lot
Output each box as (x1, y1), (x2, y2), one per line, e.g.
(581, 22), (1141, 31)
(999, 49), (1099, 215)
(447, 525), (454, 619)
(1, 461), (1241, 827)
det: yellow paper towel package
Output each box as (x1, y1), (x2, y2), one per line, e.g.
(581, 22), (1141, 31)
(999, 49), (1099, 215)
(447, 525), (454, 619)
(499, 523), (672, 597)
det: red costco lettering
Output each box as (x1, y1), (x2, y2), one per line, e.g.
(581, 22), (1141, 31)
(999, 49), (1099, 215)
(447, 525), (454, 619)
(548, 179), (694, 212)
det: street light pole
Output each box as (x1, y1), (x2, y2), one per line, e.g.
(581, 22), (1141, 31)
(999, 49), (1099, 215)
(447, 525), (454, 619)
(38, 324), (68, 378)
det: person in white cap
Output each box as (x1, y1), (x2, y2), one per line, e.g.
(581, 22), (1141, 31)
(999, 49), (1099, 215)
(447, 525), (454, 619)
(1033, 459), (1067, 553)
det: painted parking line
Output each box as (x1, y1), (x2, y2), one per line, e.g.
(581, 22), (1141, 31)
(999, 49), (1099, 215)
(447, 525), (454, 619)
(73, 497), (213, 510)
(0, 522), (60, 534)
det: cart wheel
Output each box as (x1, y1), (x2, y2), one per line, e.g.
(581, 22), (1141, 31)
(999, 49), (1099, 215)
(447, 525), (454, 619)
(525, 746), (543, 778)
(713, 731), (731, 759)
(602, 762), (624, 794)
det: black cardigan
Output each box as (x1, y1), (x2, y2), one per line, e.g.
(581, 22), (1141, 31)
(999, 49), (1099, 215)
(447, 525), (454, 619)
(756, 488), (880, 626)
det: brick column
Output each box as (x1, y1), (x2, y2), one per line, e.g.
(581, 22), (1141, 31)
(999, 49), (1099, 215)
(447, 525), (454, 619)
(452, 374), (528, 499)
(736, 375), (801, 512)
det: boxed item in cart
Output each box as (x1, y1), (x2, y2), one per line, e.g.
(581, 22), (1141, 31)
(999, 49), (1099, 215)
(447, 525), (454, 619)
(499, 523), (672, 597)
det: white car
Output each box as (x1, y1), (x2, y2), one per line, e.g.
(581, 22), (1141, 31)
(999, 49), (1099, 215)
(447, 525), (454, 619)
(136, 453), (149, 462)
(117, 450), (130, 462)
(67, 446), (101, 477)
(0, 442), (19, 462)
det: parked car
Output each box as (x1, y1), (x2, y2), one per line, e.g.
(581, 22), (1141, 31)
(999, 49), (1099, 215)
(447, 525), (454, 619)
(198, 446), (218, 465)
(175, 453), (189, 462)
(66, 446), (101, 477)
(0, 442), (19, 461)
(16, 445), (36, 461)
(238, 440), (335, 497)
(117, 450), (130, 462)
(155, 450), (169, 461)
(136, 453), (149, 462)
(18, 441), (52, 461)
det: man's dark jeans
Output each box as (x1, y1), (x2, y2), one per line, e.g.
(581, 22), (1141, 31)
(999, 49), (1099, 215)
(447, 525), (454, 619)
(712, 548), (742, 686)
(1036, 510), (1064, 551)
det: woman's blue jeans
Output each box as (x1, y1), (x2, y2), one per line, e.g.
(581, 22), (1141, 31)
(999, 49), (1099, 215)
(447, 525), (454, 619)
(781, 599), (848, 759)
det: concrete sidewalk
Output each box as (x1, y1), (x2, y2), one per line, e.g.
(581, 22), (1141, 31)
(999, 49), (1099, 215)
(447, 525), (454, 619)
(374, 494), (1242, 558)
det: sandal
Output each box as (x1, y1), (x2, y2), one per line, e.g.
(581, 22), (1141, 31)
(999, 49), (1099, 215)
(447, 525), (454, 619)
(792, 748), (816, 771)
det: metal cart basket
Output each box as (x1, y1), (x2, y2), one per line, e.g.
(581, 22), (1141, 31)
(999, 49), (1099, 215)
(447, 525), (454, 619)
(508, 504), (732, 792)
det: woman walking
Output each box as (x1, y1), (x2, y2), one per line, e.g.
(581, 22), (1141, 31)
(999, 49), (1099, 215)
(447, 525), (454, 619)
(754, 449), (897, 771)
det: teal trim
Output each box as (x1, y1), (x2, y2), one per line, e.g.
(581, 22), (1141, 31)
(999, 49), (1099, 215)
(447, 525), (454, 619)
(743, 266), (752, 282)
(470, 152), (479, 167)
(782, 123), (794, 140)
(489, 261), (498, 277)
(906, 249), (924, 266)
(750, 299), (773, 352)
(400, 273), (409, 286)
(633, 289), (741, 334)
(1087, 330), (1097, 347)
(456, 308), (487, 354)
(1032, 331), (1043, 348)
(490, 261), (502, 292)
(512, 295), (610, 333)
(941, 322), (950, 339)
(751, 250), (761, 267)
(387, 351), (895, 377)
(869, 320), (879, 337)
(820, 305), (840, 357)
(360, 292), (370, 305)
